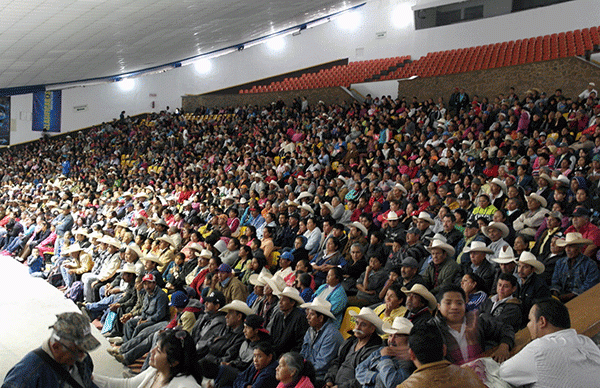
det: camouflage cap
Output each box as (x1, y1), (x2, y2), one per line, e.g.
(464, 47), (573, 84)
(50, 312), (100, 352)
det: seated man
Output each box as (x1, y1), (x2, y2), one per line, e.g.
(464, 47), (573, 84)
(551, 232), (600, 303)
(300, 298), (344, 387)
(200, 300), (250, 364)
(192, 291), (227, 353)
(461, 241), (495, 293)
(431, 284), (514, 364)
(401, 284), (436, 326)
(355, 315), (414, 388)
(398, 321), (485, 388)
(423, 239), (460, 295)
(499, 298), (600, 387)
(479, 273), (522, 330)
(324, 310), (383, 388)
(269, 285), (309, 355)
(516, 252), (551, 321)
(215, 263), (248, 303)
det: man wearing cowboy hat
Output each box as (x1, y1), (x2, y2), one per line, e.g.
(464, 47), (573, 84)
(517, 251), (551, 320)
(551, 232), (600, 303)
(413, 212), (435, 244)
(488, 178), (507, 210)
(269, 286), (309, 356)
(82, 236), (121, 303)
(564, 206), (600, 258)
(300, 298), (344, 386)
(399, 228), (428, 267)
(482, 221), (510, 260)
(3, 312), (100, 388)
(513, 193), (548, 237)
(355, 316), (414, 388)
(383, 211), (405, 247)
(462, 241), (495, 292)
(423, 239), (460, 295)
(324, 308), (383, 388)
(402, 284), (436, 326)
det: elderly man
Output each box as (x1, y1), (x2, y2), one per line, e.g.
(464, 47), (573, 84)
(564, 207), (600, 258)
(423, 239), (460, 295)
(300, 298), (344, 386)
(516, 252), (551, 321)
(551, 233), (600, 303)
(513, 194), (548, 237)
(355, 315), (414, 388)
(3, 312), (100, 388)
(401, 284), (436, 326)
(324, 309), (383, 388)
(462, 241), (495, 292)
(269, 286), (309, 355)
(499, 298), (600, 387)
(482, 221), (510, 260)
(215, 263), (248, 303)
(398, 321), (485, 388)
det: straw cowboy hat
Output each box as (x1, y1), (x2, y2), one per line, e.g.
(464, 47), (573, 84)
(265, 275), (287, 294)
(518, 251), (545, 274)
(102, 237), (122, 249)
(63, 243), (84, 255)
(118, 263), (138, 275)
(88, 231), (103, 240)
(482, 222), (509, 239)
(297, 192), (314, 201)
(126, 244), (143, 258)
(426, 239), (456, 257)
(219, 300), (254, 316)
(555, 232), (593, 247)
(349, 307), (385, 334)
(464, 241), (494, 254)
(382, 317), (414, 335)
(537, 173), (554, 187)
(413, 212), (435, 225)
(320, 202), (334, 213)
(141, 255), (161, 264)
(299, 204), (314, 214)
(350, 222), (368, 236)
(300, 297), (335, 319)
(526, 193), (547, 208)
(490, 178), (507, 194)
(401, 284), (437, 310)
(73, 228), (89, 237)
(249, 268), (273, 286)
(157, 236), (176, 247)
(188, 243), (204, 252)
(275, 286), (305, 305)
(492, 246), (518, 264)
(384, 211), (400, 221)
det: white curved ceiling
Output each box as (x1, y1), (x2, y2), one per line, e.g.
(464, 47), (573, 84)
(0, 0), (366, 89)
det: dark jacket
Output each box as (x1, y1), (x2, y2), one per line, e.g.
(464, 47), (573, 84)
(205, 324), (245, 364)
(233, 359), (278, 388)
(193, 311), (227, 352)
(270, 307), (309, 356)
(517, 273), (550, 321)
(479, 296), (523, 330)
(461, 259), (495, 294)
(325, 333), (383, 388)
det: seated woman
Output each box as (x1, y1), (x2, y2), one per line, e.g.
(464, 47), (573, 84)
(430, 284), (514, 365)
(373, 283), (407, 330)
(275, 352), (316, 388)
(233, 341), (278, 388)
(460, 273), (488, 312)
(93, 329), (201, 387)
(310, 237), (345, 287)
(311, 267), (348, 328)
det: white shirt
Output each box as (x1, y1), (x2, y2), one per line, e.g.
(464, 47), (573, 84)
(499, 329), (600, 388)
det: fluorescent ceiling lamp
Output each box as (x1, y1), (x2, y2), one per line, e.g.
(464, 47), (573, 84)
(335, 10), (362, 31)
(118, 78), (135, 91)
(266, 35), (286, 52)
(391, 3), (413, 29)
(194, 58), (212, 74)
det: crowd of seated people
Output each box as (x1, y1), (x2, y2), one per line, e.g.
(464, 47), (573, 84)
(1, 82), (600, 387)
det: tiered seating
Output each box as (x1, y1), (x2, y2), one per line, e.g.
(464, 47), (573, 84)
(239, 56), (411, 94)
(239, 26), (600, 94)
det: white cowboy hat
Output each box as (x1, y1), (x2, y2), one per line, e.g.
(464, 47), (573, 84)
(350, 222), (368, 236)
(393, 183), (408, 195)
(73, 228), (89, 237)
(188, 242), (204, 252)
(88, 231), (103, 240)
(552, 175), (570, 186)
(219, 300), (254, 316)
(134, 192), (149, 199)
(320, 202), (334, 213)
(482, 222), (509, 239)
(492, 246), (518, 264)
(126, 244), (143, 258)
(249, 269), (273, 286)
(297, 192), (314, 202)
(118, 263), (138, 275)
(141, 255), (161, 264)
(63, 243), (84, 255)
(115, 221), (130, 229)
(401, 284), (437, 310)
(464, 241), (494, 254)
(384, 211), (400, 221)
(526, 193), (547, 208)
(287, 200), (300, 207)
(555, 232), (593, 247)
(157, 236), (176, 247)
(275, 286), (305, 305)
(490, 178), (507, 194)
(349, 307), (385, 334)
(537, 173), (554, 186)
(299, 204), (314, 214)
(413, 212), (435, 225)
(382, 316), (414, 335)
(265, 275), (287, 294)
(300, 297), (335, 319)
(198, 249), (213, 259)
(102, 237), (122, 249)
(518, 251), (545, 274)
(426, 239), (455, 257)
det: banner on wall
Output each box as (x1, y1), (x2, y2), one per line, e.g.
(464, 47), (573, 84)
(32, 90), (61, 133)
(0, 96), (10, 145)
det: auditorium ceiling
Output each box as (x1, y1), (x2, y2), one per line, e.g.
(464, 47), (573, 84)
(0, 0), (368, 89)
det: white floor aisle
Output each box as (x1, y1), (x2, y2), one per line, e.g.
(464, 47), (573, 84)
(0, 255), (124, 381)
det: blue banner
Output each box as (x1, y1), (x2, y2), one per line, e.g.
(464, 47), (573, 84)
(0, 96), (9, 145)
(32, 90), (61, 132)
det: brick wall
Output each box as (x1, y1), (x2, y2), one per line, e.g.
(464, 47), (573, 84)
(397, 57), (600, 102)
(182, 87), (354, 112)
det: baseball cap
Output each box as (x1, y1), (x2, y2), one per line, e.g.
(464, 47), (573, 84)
(169, 291), (189, 308)
(280, 251), (294, 262)
(218, 263), (232, 273)
(572, 207), (591, 217)
(204, 291), (226, 307)
(406, 227), (422, 235)
(142, 273), (157, 283)
(457, 192), (470, 200)
(400, 257), (419, 268)
(50, 312), (100, 352)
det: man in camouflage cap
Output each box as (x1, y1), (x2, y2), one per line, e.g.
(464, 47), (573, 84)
(2, 312), (100, 388)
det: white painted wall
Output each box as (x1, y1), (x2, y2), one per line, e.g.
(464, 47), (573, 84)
(9, 0), (600, 145)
